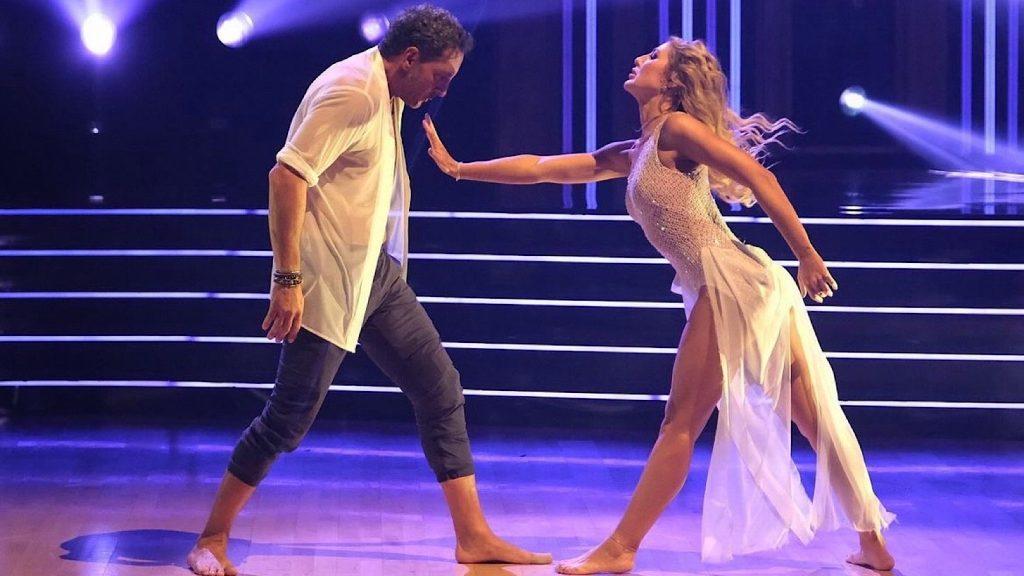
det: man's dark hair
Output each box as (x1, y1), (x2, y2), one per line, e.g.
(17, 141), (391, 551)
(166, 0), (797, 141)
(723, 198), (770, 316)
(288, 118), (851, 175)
(378, 5), (474, 61)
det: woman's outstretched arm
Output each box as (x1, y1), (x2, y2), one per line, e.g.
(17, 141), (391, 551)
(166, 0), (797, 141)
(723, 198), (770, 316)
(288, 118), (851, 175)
(423, 114), (634, 185)
(660, 112), (838, 302)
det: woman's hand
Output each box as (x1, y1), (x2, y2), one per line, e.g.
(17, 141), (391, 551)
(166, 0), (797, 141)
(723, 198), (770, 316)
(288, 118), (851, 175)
(422, 114), (460, 180)
(797, 250), (838, 304)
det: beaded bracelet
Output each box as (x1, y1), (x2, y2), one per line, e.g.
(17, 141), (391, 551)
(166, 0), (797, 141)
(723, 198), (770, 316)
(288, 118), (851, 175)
(272, 270), (303, 287)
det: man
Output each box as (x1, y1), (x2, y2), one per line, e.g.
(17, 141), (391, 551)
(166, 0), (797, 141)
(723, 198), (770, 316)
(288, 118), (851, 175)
(187, 6), (551, 575)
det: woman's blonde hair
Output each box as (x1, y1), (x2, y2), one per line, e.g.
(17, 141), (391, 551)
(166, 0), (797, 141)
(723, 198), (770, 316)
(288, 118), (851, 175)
(662, 37), (798, 207)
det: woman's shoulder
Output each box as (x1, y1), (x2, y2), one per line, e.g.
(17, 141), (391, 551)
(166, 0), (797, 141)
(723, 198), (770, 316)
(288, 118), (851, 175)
(661, 112), (713, 142)
(657, 113), (708, 173)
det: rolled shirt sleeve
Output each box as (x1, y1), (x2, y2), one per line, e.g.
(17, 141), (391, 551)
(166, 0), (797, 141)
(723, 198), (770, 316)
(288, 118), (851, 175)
(275, 87), (375, 187)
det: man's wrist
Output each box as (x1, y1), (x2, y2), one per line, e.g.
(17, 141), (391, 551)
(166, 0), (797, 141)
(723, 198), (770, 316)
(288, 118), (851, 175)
(794, 246), (818, 261)
(272, 269), (303, 287)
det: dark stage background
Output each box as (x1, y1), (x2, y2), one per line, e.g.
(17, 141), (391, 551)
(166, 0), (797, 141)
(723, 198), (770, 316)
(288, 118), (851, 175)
(2, 0), (973, 206)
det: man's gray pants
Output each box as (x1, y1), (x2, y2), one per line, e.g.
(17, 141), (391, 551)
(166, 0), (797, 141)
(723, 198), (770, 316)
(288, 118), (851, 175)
(228, 251), (474, 485)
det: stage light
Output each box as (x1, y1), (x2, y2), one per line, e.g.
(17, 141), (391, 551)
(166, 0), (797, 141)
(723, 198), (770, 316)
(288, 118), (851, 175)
(840, 86), (866, 116)
(217, 12), (253, 48)
(81, 13), (115, 57)
(360, 14), (389, 43)
(846, 95), (1024, 173)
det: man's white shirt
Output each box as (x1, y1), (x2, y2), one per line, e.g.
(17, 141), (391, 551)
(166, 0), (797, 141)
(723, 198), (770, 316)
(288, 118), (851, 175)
(275, 47), (411, 352)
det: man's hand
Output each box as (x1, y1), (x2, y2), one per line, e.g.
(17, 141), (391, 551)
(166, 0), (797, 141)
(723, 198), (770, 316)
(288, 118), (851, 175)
(263, 283), (304, 343)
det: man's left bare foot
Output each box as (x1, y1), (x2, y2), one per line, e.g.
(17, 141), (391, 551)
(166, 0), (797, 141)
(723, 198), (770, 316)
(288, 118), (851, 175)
(187, 533), (239, 576)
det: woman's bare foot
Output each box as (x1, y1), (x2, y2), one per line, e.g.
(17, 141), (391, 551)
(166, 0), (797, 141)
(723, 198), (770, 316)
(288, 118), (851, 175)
(846, 530), (895, 572)
(455, 531), (552, 565)
(556, 536), (636, 575)
(187, 533), (238, 576)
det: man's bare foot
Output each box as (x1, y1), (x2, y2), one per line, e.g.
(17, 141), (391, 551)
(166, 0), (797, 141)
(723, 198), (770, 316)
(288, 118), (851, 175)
(556, 536), (636, 575)
(846, 530), (895, 572)
(455, 531), (552, 565)
(187, 533), (239, 576)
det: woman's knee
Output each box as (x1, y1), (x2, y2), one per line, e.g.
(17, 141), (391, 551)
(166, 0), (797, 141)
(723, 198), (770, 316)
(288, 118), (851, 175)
(659, 403), (702, 445)
(790, 373), (820, 446)
(794, 418), (819, 447)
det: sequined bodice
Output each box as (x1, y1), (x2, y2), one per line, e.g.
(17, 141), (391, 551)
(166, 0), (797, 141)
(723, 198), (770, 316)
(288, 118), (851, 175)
(626, 116), (740, 295)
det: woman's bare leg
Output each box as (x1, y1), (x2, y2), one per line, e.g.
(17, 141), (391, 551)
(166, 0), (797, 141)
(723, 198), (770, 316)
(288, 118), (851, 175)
(788, 319), (895, 572)
(557, 291), (723, 575)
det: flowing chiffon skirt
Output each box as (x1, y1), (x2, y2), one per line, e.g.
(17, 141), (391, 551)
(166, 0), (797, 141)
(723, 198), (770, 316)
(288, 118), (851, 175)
(675, 240), (895, 563)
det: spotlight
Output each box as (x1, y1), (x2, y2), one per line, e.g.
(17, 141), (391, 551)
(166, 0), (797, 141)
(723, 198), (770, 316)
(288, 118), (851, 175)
(840, 86), (867, 116)
(81, 13), (116, 57)
(217, 12), (254, 48)
(360, 14), (389, 44)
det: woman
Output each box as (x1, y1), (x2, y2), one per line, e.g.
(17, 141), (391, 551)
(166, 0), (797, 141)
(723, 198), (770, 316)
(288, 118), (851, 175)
(423, 38), (896, 574)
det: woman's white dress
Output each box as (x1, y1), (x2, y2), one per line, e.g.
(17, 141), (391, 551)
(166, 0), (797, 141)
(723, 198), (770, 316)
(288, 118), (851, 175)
(625, 115), (895, 563)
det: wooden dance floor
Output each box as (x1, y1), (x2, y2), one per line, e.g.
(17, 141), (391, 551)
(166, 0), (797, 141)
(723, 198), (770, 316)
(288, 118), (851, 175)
(1, 419), (1021, 576)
